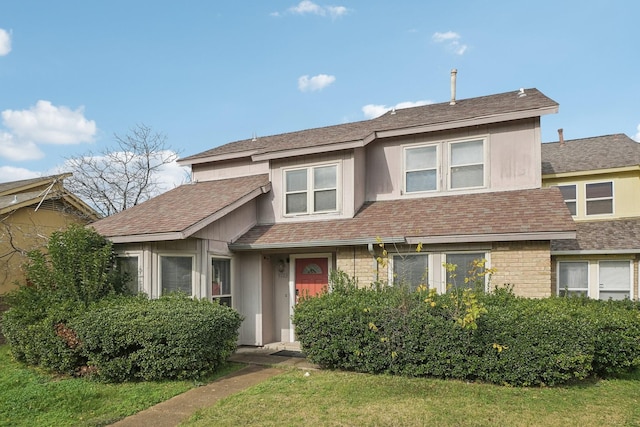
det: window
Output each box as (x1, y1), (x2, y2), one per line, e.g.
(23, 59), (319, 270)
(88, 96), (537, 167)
(405, 145), (438, 192)
(285, 164), (338, 215)
(403, 138), (485, 194)
(586, 182), (613, 215)
(557, 260), (631, 300)
(557, 262), (588, 297)
(116, 255), (140, 294)
(445, 253), (486, 291)
(211, 258), (232, 306)
(557, 185), (577, 215)
(392, 254), (429, 290)
(450, 140), (484, 189)
(160, 255), (194, 295)
(598, 261), (630, 300)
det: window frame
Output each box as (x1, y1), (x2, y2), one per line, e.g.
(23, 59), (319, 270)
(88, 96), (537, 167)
(448, 139), (486, 190)
(158, 253), (196, 296)
(556, 259), (632, 300)
(283, 162), (340, 216)
(402, 137), (487, 195)
(585, 181), (614, 216)
(555, 184), (577, 216)
(390, 253), (430, 290)
(211, 256), (233, 307)
(116, 252), (142, 294)
(403, 144), (440, 194)
(442, 252), (489, 292)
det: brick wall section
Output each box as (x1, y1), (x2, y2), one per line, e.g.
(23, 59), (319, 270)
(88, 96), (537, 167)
(490, 241), (552, 298)
(336, 246), (388, 287)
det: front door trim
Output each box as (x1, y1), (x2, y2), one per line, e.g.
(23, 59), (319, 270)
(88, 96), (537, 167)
(288, 253), (333, 343)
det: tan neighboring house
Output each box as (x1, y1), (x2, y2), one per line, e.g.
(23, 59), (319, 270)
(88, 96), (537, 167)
(542, 133), (640, 300)
(0, 173), (100, 295)
(91, 87), (576, 347)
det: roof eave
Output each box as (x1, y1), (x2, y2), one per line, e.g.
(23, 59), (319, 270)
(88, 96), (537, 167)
(229, 236), (406, 251)
(251, 140), (366, 161)
(406, 231), (576, 245)
(552, 249), (640, 255)
(375, 105), (558, 139)
(542, 165), (640, 179)
(178, 150), (260, 167)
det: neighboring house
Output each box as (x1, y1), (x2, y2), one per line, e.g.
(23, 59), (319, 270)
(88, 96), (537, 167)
(542, 133), (640, 300)
(0, 173), (100, 295)
(90, 88), (576, 346)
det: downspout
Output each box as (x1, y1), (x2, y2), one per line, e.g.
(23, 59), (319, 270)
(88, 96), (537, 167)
(368, 243), (378, 283)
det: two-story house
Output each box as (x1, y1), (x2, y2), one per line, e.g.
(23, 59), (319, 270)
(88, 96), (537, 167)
(542, 133), (640, 300)
(90, 88), (576, 346)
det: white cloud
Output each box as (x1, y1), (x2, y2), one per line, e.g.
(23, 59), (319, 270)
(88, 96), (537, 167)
(0, 28), (11, 56)
(298, 74), (336, 92)
(284, 1), (349, 18)
(156, 158), (191, 191)
(362, 100), (434, 119)
(432, 31), (468, 55)
(635, 124), (640, 142)
(0, 131), (44, 161)
(2, 100), (96, 145)
(0, 166), (41, 183)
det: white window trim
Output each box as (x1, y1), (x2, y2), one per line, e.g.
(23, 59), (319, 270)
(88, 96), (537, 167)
(585, 181), (614, 217)
(555, 184), (577, 216)
(556, 260), (589, 297)
(116, 251), (143, 294)
(441, 251), (491, 293)
(283, 162), (341, 216)
(389, 253), (430, 289)
(402, 137), (488, 195)
(210, 255), (233, 305)
(556, 259), (633, 300)
(448, 139), (487, 190)
(158, 253), (197, 297)
(403, 144), (440, 194)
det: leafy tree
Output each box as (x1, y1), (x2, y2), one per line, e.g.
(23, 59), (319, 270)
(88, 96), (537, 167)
(65, 123), (184, 217)
(23, 224), (127, 306)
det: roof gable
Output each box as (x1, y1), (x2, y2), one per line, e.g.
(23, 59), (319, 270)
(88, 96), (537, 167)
(181, 88), (558, 165)
(542, 134), (640, 175)
(90, 174), (271, 242)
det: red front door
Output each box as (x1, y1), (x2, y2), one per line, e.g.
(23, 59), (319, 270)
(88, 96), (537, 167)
(295, 258), (328, 303)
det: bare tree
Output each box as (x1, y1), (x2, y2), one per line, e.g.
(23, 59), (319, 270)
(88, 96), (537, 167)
(65, 124), (184, 217)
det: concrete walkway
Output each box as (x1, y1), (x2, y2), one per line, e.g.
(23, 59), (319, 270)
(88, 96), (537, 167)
(110, 346), (319, 427)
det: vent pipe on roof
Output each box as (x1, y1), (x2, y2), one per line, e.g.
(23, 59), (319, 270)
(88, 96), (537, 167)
(558, 128), (565, 146)
(10, 195), (18, 204)
(449, 69), (457, 105)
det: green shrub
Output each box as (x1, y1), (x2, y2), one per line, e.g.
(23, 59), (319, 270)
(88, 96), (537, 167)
(294, 272), (640, 386)
(72, 295), (243, 382)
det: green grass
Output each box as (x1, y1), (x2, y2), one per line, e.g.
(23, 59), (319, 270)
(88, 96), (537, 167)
(184, 369), (640, 427)
(0, 345), (243, 427)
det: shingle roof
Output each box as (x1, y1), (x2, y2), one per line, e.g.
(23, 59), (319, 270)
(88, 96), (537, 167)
(551, 219), (640, 252)
(182, 88), (557, 163)
(90, 174), (270, 239)
(542, 134), (640, 175)
(231, 188), (575, 249)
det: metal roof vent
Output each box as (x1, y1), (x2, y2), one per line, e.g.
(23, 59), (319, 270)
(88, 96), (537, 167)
(449, 69), (457, 105)
(10, 195), (18, 204)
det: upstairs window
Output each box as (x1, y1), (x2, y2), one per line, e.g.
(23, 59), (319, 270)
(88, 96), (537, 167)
(285, 164), (338, 215)
(450, 140), (484, 189)
(557, 185), (577, 215)
(585, 182), (613, 215)
(403, 138), (485, 194)
(405, 145), (438, 193)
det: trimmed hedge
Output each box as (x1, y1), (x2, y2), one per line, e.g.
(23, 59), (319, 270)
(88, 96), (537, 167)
(2, 294), (243, 382)
(71, 295), (242, 382)
(293, 284), (640, 386)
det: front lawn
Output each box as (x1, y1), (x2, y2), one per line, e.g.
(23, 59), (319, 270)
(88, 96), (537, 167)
(0, 345), (242, 427)
(185, 369), (640, 427)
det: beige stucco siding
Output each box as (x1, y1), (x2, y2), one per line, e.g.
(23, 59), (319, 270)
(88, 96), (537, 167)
(191, 158), (269, 182)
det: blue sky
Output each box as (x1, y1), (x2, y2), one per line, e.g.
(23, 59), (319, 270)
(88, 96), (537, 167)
(0, 1), (638, 184)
